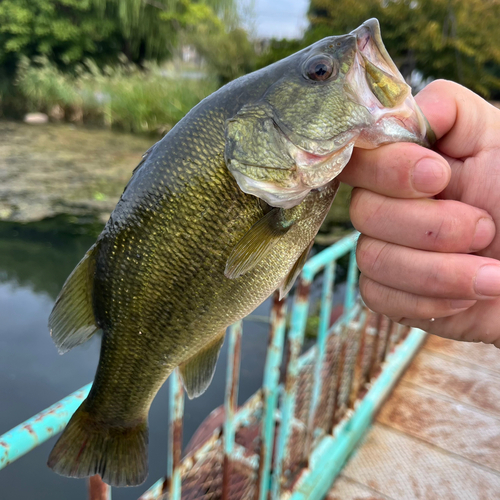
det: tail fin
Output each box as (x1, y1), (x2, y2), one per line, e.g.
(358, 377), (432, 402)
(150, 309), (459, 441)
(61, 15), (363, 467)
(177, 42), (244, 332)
(47, 403), (148, 487)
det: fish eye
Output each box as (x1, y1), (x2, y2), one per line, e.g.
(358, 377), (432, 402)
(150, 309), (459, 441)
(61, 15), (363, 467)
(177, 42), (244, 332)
(304, 55), (337, 82)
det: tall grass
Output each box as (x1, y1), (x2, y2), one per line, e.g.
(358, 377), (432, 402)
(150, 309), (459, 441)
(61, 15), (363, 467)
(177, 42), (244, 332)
(16, 57), (218, 134)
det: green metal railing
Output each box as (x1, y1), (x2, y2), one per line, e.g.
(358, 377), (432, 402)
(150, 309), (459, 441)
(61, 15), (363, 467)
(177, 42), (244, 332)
(0, 231), (426, 499)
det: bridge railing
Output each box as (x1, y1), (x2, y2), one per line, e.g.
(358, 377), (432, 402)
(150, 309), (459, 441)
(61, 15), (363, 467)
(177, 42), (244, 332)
(0, 231), (426, 499)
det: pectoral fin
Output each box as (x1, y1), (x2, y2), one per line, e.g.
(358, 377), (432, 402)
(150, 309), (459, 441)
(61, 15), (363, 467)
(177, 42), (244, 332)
(48, 243), (100, 354)
(225, 208), (294, 279)
(179, 332), (226, 399)
(279, 239), (314, 299)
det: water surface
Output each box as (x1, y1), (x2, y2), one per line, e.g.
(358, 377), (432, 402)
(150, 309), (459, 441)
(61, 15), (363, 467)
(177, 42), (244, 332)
(0, 217), (275, 499)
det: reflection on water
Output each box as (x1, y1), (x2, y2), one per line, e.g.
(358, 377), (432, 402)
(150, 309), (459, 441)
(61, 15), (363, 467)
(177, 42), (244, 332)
(0, 216), (271, 499)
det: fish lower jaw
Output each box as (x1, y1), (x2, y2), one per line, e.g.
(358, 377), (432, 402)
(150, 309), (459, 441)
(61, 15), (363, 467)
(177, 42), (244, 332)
(292, 141), (355, 188)
(354, 111), (429, 149)
(230, 141), (356, 209)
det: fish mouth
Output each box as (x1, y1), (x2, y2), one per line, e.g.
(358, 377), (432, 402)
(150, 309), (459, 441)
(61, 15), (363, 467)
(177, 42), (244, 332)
(351, 19), (404, 88)
(347, 18), (435, 148)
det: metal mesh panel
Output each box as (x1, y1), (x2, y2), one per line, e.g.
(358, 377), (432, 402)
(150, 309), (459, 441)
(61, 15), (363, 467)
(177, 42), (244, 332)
(294, 360), (314, 424)
(313, 334), (340, 432)
(235, 417), (261, 456)
(280, 420), (307, 489)
(148, 308), (413, 500)
(180, 445), (224, 500)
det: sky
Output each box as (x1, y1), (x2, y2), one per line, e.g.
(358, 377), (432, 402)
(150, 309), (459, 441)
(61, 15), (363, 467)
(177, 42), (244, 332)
(248, 0), (309, 39)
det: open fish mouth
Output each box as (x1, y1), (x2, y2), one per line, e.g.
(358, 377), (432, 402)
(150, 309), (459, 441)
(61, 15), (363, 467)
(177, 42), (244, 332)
(347, 18), (435, 149)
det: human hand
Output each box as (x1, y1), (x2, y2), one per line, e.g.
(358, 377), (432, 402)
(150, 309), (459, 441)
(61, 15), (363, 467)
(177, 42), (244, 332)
(339, 80), (500, 347)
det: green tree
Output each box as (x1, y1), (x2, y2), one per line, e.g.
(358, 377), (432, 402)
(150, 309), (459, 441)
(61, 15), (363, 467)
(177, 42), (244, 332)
(0, 0), (121, 74)
(0, 0), (239, 73)
(307, 0), (500, 98)
(258, 0), (500, 98)
(92, 0), (239, 63)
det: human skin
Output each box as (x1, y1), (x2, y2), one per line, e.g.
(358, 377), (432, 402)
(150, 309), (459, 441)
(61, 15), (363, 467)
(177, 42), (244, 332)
(339, 80), (500, 348)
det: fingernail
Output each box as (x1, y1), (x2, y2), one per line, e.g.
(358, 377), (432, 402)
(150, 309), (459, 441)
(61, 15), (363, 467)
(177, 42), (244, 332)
(470, 218), (495, 252)
(450, 299), (476, 310)
(412, 158), (448, 193)
(474, 265), (500, 296)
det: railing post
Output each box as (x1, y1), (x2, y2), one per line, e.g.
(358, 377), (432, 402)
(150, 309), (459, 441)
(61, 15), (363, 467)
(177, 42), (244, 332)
(222, 322), (243, 500)
(304, 261), (335, 457)
(88, 475), (111, 500)
(344, 248), (358, 313)
(256, 293), (287, 500)
(271, 274), (312, 497)
(164, 369), (184, 500)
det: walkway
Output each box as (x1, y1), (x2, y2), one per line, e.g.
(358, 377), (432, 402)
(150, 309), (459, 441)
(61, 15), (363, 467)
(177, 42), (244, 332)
(327, 334), (500, 499)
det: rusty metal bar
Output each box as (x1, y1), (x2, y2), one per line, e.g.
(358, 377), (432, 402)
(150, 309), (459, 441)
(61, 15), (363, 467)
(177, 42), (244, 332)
(344, 248), (359, 313)
(304, 260), (335, 457)
(367, 313), (382, 381)
(349, 313), (369, 408)
(222, 321), (243, 500)
(271, 276), (312, 498)
(88, 475), (111, 500)
(256, 293), (287, 500)
(164, 369), (184, 500)
(0, 383), (92, 469)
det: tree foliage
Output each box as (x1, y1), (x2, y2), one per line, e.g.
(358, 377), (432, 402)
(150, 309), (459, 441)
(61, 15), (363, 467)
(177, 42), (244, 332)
(308, 0), (500, 98)
(258, 0), (500, 98)
(0, 0), (120, 73)
(0, 0), (239, 73)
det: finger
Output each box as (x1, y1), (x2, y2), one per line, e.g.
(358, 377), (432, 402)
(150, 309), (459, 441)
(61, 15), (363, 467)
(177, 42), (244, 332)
(416, 80), (500, 158)
(359, 274), (476, 320)
(350, 189), (495, 253)
(339, 142), (450, 197)
(356, 235), (500, 300)
(395, 299), (500, 347)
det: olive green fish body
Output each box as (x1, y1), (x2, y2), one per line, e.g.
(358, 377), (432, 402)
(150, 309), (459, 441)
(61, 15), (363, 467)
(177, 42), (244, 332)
(47, 19), (434, 487)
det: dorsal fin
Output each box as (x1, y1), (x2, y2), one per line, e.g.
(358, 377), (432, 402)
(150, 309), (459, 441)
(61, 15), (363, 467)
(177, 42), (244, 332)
(49, 243), (100, 354)
(179, 332), (225, 399)
(225, 208), (293, 279)
(279, 239), (314, 299)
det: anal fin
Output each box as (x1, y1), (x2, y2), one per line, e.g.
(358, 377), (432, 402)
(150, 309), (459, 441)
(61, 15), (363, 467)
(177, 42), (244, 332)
(49, 242), (100, 354)
(179, 331), (225, 399)
(279, 239), (314, 299)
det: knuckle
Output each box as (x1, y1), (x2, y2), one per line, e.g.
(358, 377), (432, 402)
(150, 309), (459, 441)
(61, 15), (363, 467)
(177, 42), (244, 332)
(421, 257), (471, 298)
(349, 187), (363, 220)
(350, 190), (387, 233)
(420, 259), (448, 295)
(356, 236), (390, 277)
(412, 295), (436, 318)
(427, 213), (455, 252)
(359, 275), (384, 312)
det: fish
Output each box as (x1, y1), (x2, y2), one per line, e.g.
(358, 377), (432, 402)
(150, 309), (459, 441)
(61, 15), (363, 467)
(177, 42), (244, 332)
(47, 18), (434, 487)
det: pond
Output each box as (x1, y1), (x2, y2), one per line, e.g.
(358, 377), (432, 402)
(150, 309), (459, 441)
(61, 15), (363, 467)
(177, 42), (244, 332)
(0, 121), (352, 499)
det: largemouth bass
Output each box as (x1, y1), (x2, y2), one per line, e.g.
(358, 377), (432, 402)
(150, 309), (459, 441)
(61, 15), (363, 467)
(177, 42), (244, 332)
(47, 19), (433, 486)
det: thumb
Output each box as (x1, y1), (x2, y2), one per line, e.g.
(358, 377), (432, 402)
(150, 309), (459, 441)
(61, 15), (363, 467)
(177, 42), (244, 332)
(416, 80), (500, 159)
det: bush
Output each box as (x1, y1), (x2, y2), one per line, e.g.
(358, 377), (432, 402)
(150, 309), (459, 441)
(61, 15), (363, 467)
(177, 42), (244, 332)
(16, 57), (218, 134)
